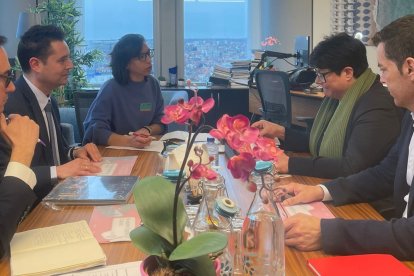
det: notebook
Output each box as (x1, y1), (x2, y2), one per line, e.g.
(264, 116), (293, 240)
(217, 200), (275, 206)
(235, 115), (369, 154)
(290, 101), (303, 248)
(10, 220), (106, 276)
(43, 176), (138, 205)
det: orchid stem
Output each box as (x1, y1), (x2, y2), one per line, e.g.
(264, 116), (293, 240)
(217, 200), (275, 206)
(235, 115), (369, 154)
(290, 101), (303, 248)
(172, 123), (214, 246)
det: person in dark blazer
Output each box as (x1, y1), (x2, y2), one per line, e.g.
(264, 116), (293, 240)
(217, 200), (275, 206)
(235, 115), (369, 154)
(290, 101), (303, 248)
(252, 33), (402, 179)
(277, 15), (414, 260)
(0, 36), (40, 259)
(2, 25), (102, 200)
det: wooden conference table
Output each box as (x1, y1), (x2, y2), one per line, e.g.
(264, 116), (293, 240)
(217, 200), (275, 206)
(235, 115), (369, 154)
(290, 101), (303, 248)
(1, 147), (414, 275)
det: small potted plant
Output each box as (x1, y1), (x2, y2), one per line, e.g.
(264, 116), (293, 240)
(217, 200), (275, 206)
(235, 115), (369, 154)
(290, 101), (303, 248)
(131, 80), (283, 275)
(177, 78), (185, 87)
(130, 81), (225, 275)
(158, 76), (168, 86)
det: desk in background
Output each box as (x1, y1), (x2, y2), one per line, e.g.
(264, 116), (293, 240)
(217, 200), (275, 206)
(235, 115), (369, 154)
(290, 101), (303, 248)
(249, 87), (324, 127)
(1, 148), (413, 275)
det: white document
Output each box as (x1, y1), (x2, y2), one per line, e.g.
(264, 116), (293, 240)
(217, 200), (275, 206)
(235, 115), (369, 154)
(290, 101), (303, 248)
(96, 156), (137, 176)
(61, 261), (142, 276)
(106, 140), (164, 153)
(101, 217), (136, 242)
(160, 130), (212, 142)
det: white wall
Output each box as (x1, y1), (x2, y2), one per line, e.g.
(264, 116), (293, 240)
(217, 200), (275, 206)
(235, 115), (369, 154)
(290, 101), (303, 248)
(265, 0), (313, 72)
(312, 0), (379, 73)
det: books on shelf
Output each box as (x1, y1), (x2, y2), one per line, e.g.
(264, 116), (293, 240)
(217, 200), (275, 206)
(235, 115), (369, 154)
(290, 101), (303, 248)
(307, 254), (413, 276)
(10, 220), (106, 276)
(43, 176), (139, 205)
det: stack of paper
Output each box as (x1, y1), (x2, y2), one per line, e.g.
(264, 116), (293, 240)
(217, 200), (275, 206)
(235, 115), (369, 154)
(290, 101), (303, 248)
(11, 221), (106, 276)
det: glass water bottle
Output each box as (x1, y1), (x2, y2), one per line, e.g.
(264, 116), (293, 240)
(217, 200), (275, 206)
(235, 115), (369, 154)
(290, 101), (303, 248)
(241, 161), (285, 276)
(192, 174), (235, 276)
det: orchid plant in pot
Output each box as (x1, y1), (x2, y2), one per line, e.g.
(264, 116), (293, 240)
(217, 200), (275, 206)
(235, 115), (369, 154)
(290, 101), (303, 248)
(130, 81), (225, 275)
(130, 80), (283, 275)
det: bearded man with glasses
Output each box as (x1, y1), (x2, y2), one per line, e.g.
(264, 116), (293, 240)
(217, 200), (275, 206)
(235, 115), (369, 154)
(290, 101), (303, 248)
(83, 34), (166, 148)
(253, 33), (403, 181)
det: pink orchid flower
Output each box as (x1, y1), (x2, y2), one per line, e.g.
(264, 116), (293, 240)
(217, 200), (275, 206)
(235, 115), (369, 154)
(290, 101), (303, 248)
(227, 152), (256, 181)
(210, 114), (259, 150)
(190, 163), (217, 180)
(161, 104), (190, 124)
(261, 36), (280, 47)
(185, 96), (215, 125)
(253, 136), (283, 161)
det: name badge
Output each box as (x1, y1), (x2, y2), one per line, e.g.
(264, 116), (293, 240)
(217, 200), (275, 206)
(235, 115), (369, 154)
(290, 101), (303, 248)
(140, 103), (152, 111)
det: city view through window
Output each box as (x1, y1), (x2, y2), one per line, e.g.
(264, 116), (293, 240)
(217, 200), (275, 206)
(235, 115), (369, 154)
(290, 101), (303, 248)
(80, 0), (250, 86)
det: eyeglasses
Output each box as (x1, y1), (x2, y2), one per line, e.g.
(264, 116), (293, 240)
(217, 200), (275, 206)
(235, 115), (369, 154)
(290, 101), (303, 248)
(0, 69), (15, 88)
(138, 49), (154, 61)
(313, 69), (333, 83)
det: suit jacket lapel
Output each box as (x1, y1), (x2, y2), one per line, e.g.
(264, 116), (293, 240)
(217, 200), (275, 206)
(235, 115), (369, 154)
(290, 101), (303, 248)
(17, 78), (54, 164)
(394, 112), (414, 216)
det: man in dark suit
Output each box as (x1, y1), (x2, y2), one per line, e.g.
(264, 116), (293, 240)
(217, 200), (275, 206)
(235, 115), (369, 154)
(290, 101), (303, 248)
(3, 25), (102, 200)
(0, 36), (40, 259)
(278, 15), (414, 260)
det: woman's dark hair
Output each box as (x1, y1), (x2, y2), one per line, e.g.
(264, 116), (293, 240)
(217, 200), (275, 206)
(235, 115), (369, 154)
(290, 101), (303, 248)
(372, 15), (414, 73)
(310, 32), (368, 78)
(110, 34), (145, 85)
(17, 25), (65, 73)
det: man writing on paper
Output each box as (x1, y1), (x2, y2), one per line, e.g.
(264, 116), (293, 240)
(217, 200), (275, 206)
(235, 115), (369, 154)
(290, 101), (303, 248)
(277, 15), (414, 260)
(2, 25), (102, 200)
(0, 36), (39, 259)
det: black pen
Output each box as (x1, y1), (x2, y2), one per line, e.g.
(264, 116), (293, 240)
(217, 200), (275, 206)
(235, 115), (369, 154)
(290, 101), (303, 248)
(5, 117), (46, 147)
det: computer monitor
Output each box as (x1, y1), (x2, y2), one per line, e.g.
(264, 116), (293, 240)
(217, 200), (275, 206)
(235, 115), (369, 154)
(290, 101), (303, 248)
(294, 35), (311, 68)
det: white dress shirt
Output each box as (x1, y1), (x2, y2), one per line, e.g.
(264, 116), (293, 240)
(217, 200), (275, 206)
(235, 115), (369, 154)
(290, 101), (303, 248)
(5, 162), (36, 189)
(23, 75), (58, 179)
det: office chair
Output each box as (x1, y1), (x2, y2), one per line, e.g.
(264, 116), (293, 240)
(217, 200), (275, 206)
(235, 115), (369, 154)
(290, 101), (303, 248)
(255, 70), (292, 128)
(73, 91), (98, 141)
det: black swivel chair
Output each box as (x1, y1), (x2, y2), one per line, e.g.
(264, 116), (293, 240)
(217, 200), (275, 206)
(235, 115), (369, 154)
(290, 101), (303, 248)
(73, 91), (98, 141)
(255, 70), (292, 128)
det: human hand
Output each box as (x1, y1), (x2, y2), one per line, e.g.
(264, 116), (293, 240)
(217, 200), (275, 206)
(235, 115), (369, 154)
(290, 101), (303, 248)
(275, 152), (289, 173)
(251, 120), (285, 140)
(74, 143), (102, 162)
(128, 130), (152, 148)
(284, 213), (322, 251)
(56, 158), (101, 179)
(0, 113), (39, 166)
(273, 182), (324, 205)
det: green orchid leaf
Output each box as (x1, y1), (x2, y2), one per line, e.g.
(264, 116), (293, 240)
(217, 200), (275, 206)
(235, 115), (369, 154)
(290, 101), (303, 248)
(129, 225), (174, 257)
(169, 232), (227, 261)
(133, 176), (187, 245)
(172, 255), (217, 276)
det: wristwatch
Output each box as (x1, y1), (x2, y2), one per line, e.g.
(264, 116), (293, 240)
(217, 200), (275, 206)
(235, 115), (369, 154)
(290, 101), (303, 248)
(143, 126), (152, 135)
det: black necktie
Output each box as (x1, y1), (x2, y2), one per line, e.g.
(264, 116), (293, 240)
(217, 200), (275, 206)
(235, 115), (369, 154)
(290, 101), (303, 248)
(44, 101), (60, 165)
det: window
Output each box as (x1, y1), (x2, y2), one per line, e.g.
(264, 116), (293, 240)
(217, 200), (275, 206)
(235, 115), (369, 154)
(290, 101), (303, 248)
(77, 0), (153, 86)
(184, 0), (249, 83)
(77, 0), (259, 86)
